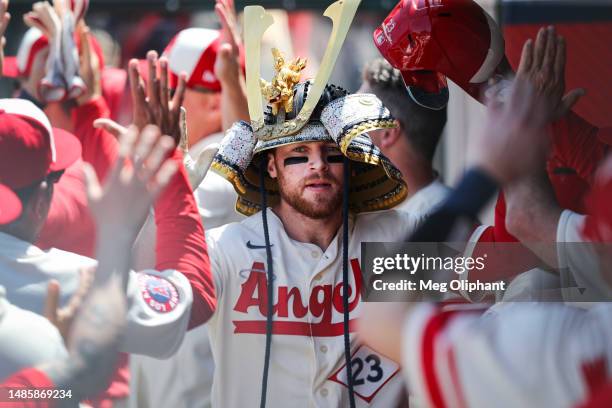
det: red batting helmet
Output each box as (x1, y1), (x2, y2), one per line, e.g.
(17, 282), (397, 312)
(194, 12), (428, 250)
(373, 0), (505, 101)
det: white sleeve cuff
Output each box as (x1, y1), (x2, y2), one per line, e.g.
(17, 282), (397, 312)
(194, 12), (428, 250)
(556, 209), (611, 301)
(122, 269), (193, 358)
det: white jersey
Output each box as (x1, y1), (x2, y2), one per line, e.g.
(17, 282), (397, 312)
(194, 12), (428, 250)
(0, 231), (193, 359)
(401, 302), (612, 408)
(129, 133), (244, 408)
(394, 180), (450, 217)
(556, 209), (612, 302)
(0, 285), (67, 380)
(206, 208), (421, 407)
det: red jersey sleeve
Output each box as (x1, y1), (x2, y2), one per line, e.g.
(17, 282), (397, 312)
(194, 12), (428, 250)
(154, 149), (217, 328)
(71, 97), (119, 183)
(550, 111), (607, 184)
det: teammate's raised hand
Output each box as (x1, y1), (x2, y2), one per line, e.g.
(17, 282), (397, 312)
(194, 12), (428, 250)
(75, 23), (101, 105)
(516, 26), (585, 120)
(82, 124), (178, 237)
(470, 77), (550, 185)
(94, 113), (217, 191)
(0, 0), (9, 75)
(23, 1), (60, 39)
(214, 0), (241, 84)
(128, 51), (187, 144)
(214, 0), (250, 129)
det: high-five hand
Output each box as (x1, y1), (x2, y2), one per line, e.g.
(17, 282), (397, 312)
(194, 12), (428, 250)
(128, 51), (187, 143)
(82, 124), (178, 238)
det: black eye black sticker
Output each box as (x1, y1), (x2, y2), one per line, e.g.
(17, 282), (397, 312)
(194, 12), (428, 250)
(327, 155), (344, 164)
(284, 157), (309, 166)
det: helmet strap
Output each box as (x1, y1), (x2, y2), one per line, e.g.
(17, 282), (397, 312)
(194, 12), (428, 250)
(342, 156), (356, 408)
(259, 160), (275, 408)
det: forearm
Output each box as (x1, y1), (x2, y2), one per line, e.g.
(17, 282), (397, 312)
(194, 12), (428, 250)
(154, 149), (216, 328)
(95, 228), (134, 290)
(219, 73), (249, 131)
(505, 174), (562, 268)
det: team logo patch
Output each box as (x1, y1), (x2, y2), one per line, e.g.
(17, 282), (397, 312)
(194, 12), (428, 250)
(138, 274), (179, 313)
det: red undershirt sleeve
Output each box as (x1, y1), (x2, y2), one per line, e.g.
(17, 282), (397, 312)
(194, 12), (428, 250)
(153, 149), (217, 328)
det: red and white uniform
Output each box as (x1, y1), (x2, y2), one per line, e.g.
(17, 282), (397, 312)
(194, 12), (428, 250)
(402, 303), (612, 408)
(463, 111), (609, 297)
(206, 208), (421, 407)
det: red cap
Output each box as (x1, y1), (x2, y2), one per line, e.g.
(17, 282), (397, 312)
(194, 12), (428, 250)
(138, 28), (229, 92)
(0, 184), (22, 225)
(164, 28), (222, 91)
(0, 98), (81, 222)
(373, 0), (505, 100)
(2, 28), (49, 78)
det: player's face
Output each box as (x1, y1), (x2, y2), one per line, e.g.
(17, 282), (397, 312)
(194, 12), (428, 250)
(268, 141), (344, 219)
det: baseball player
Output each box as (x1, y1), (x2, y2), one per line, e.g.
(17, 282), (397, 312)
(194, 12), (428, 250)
(543, 154), (612, 302)
(0, 118), (185, 404)
(357, 75), (612, 408)
(358, 58), (450, 217)
(200, 2), (426, 406)
(0, 98), (218, 384)
(375, 0), (609, 301)
(115, 2), (248, 406)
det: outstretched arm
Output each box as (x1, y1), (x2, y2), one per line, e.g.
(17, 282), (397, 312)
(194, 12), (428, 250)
(214, 0), (249, 130)
(99, 53), (217, 328)
(362, 76), (552, 360)
(31, 126), (178, 403)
